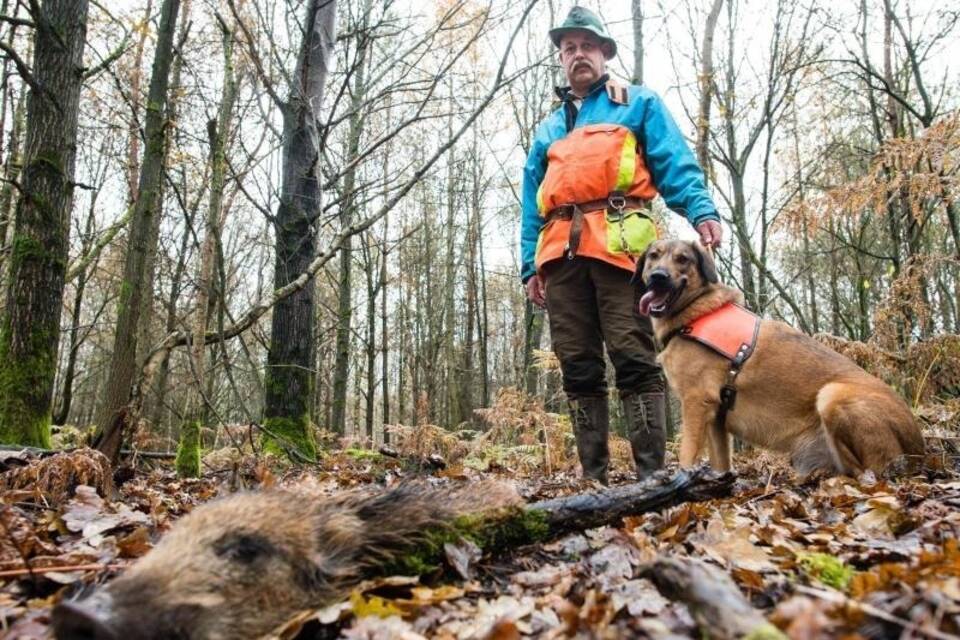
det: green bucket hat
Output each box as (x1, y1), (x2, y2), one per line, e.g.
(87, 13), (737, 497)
(549, 6), (617, 60)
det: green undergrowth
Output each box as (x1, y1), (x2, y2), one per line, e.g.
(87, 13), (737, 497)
(797, 552), (855, 590)
(344, 448), (383, 461)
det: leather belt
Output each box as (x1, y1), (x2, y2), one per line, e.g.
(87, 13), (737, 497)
(545, 194), (649, 259)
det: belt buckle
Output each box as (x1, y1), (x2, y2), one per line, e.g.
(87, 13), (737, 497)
(608, 194), (626, 212)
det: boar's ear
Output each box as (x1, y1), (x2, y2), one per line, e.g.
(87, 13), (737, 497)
(694, 242), (719, 284)
(630, 247), (650, 292)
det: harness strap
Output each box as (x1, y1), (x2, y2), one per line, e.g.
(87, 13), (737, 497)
(658, 302), (760, 432)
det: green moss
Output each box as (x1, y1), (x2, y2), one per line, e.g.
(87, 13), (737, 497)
(261, 415), (317, 462)
(743, 623), (788, 640)
(0, 318), (55, 448)
(344, 448), (382, 461)
(9, 234), (58, 265)
(797, 552), (854, 590)
(175, 420), (202, 478)
(382, 506), (551, 576)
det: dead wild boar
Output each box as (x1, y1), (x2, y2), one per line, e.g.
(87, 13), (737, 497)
(53, 481), (519, 640)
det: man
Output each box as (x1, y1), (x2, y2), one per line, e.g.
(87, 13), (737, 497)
(520, 6), (722, 484)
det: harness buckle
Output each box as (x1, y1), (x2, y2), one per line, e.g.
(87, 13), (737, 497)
(720, 384), (737, 411)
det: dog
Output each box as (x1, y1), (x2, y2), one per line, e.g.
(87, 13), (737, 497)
(634, 239), (925, 476)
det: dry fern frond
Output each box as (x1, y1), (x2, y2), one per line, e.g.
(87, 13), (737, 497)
(0, 448), (113, 505)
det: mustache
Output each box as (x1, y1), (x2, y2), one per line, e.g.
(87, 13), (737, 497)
(573, 61), (593, 71)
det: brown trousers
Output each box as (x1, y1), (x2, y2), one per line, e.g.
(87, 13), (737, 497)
(543, 257), (662, 397)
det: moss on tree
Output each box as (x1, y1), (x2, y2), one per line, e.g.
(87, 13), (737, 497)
(261, 415), (317, 462)
(0, 318), (54, 448)
(175, 420), (202, 478)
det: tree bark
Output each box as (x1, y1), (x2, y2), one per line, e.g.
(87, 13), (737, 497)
(124, 0), (155, 205)
(0, 88), (25, 276)
(331, 0), (370, 435)
(0, 0), (90, 446)
(178, 17), (238, 477)
(53, 184), (100, 426)
(93, 0), (181, 463)
(631, 0), (643, 85)
(263, 0), (337, 459)
(695, 0), (723, 173)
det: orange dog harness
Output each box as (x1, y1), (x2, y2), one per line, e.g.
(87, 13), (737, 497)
(663, 302), (760, 423)
(680, 302), (760, 364)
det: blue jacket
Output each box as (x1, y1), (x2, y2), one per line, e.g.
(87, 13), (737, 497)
(520, 79), (719, 283)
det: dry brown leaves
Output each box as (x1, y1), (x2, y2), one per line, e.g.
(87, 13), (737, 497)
(1, 396), (959, 638)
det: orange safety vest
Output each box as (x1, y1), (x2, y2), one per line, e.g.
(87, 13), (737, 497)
(534, 87), (659, 274)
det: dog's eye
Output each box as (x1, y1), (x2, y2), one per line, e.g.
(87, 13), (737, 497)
(675, 254), (690, 264)
(648, 251), (660, 260)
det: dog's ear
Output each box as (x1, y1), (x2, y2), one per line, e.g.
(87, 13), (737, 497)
(694, 242), (719, 284)
(630, 247), (650, 291)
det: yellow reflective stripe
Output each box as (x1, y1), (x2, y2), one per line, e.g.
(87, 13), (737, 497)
(616, 132), (637, 191)
(536, 182), (546, 215)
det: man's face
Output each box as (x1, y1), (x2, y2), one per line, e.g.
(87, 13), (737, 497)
(558, 31), (608, 95)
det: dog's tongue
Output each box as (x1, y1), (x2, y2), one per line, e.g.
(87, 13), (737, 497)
(638, 291), (657, 316)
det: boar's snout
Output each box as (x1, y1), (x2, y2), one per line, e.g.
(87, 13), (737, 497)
(52, 597), (119, 640)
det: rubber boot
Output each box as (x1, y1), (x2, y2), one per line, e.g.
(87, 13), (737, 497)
(569, 395), (609, 485)
(622, 391), (667, 479)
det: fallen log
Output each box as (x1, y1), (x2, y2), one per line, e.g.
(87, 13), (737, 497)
(529, 467), (736, 535)
(386, 466), (735, 575)
(641, 556), (786, 640)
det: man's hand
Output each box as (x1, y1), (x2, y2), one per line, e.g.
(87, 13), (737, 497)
(696, 220), (722, 249)
(525, 274), (546, 309)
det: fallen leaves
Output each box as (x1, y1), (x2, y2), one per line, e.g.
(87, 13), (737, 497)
(2, 443), (960, 638)
(61, 485), (150, 543)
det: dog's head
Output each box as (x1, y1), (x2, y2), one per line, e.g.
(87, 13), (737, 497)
(632, 239), (718, 318)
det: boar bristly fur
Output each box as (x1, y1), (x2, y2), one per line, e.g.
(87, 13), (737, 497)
(53, 481), (519, 640)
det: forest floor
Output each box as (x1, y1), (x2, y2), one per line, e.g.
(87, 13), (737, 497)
(1, 389), (959, 639)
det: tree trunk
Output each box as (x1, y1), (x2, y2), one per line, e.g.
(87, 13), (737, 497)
(442, 101), (459, 427)
(380, 215), (389, 431)
(695, 0), (723, 173)
(331, 0), (370, 435)
(53, 185), (100, 426)
(522, 304), (544, 396)
(631, 0), (644, 85)
(178, 18), (238, 477)
(0, 0), (89, 446)
(150, 188), (197, 434)
(124, 0), (154, 205)
(263, 0), (337, 460)
(93, 0), (181, 463)
(0, 89), (25, 276)
(135, 0), (192, 382)
(364, 240), (377, 441)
